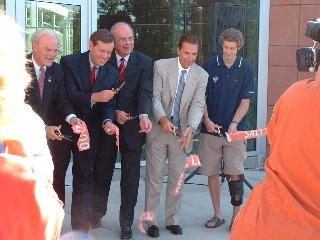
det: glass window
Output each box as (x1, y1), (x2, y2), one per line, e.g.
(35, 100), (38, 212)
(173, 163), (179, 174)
(25, 1), (81, 62)
(97, 0), (259, 152)
(0, 0), (5, 11)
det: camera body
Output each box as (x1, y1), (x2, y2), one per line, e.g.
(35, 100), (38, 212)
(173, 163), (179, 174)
(296, 18), (320, 72)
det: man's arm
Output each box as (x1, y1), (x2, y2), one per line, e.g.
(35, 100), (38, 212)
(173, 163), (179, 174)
(228, 99), (251, 134)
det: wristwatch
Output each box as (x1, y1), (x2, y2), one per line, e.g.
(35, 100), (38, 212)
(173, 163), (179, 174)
(187, 124), (195, 134)
(230, 120), (239, 125)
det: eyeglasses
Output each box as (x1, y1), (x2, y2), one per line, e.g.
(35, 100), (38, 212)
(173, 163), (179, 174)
(119, 36), (135, 43)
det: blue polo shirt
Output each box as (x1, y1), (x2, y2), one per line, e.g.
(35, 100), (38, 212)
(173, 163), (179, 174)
(200, 54), (255, 136)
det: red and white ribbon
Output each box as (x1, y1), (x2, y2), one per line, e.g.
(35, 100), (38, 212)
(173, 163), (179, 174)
(138, 210), (154, 234)
(225, 128), (267, 142)
(72, 123), (90, 151)
(173, 154), (202, 196)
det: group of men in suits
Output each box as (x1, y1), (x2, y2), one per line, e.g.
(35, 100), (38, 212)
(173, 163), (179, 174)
(25, 22), (251, 240)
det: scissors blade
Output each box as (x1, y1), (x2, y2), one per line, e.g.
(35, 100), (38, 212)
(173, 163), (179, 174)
(62, 135), (73, 141)
(114, 81), (126, 94)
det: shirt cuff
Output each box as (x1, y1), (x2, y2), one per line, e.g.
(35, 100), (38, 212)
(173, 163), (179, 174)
(139, 114), (148, 119)
(65, 114), (77, 125)
(102, 119), (112, 129)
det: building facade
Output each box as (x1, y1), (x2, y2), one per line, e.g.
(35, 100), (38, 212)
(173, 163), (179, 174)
(2, 0), (320, 161)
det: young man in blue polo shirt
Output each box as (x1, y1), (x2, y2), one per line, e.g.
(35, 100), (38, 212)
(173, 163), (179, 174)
(198, 28), (255, 230)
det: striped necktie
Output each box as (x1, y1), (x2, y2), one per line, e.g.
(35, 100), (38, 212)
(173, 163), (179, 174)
(172, 70), (186, 127)
(39, 67), (45, 101)
(119, 58), (126, 84)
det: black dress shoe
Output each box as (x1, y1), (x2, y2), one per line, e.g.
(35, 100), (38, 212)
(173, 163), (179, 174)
(90, 217), (102, 229)
(166, 225), (182, 235)
(120, 226), (132, 240)
(147, 225), (160, 238)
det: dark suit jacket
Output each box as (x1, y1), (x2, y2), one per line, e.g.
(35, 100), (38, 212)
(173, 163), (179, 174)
(60, 51), (119, 156)
(108, 50), (153, 149)
(25, 53), (75, 128)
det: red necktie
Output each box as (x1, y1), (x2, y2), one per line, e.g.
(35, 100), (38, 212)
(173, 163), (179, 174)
(39, 67), (45, 101)
(119, 58), (126, 84)
(91, 66), (97, 87)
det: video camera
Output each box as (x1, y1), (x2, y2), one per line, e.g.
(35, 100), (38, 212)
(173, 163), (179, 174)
(296, 18), (320, 72)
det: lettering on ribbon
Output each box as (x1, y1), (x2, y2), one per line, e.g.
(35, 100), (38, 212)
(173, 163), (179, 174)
(138, 210), (154, 234)
(225, 128), (267, 142)
(173, 154), (202, 196)
(72, 123), (90, 151)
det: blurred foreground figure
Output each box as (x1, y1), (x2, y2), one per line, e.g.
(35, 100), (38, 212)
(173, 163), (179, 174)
(230, 69), (320, 239)
(0, 12), (64, 240)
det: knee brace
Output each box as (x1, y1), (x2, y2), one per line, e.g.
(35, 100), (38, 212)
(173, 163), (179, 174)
(228, 178), (244, 206)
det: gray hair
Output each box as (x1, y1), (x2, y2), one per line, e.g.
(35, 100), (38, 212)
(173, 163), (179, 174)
(110, 22), (134, 36)
(31, 28), (59, 44)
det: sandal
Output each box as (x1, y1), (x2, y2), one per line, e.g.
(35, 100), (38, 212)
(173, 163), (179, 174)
(205, 216), (225, 228)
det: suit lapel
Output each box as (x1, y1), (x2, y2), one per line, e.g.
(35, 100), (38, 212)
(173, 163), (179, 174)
(26, 57), (42, 113)
(169, 58), (179, 102)
(80, 52), (92, 93)
(124, 51), (137, 83)
(180, 64), (197, 111)
(93, 64), (107, 92)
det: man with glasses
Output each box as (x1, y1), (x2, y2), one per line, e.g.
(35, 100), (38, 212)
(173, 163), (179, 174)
(91, 22), (153, 240)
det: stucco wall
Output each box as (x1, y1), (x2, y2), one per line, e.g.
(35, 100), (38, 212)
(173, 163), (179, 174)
(267, 0), (320, 154)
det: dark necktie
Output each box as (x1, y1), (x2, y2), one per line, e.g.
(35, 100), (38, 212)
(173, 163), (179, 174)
(119, 58), (126, 84)
(91, 66), (97, 87)
(39, 67), (45, 101)
(172, 70), (187, 127)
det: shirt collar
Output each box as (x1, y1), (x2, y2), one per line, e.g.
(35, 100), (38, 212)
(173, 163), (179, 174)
(115, 52), (130, 66)
(89, 52), (99, 70)
(31, 54), (46, 72)
(177, 57), (191, 75)
(217, 54), (242, 68)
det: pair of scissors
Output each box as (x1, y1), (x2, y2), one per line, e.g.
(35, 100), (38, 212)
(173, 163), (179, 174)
(171, 127), (181, 137)
(112, 81), (126, 94)
(217, 126), (227, 140)
(126, 113), (138, 122)
(55, 128), (72, 141)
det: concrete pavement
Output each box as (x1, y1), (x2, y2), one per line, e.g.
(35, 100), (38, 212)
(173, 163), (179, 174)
(60, 163), (266, 240)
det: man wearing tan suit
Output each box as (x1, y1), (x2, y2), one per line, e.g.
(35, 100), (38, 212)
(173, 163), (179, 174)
(144, 34), (208, 238)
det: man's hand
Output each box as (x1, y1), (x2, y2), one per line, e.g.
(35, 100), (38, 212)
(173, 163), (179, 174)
(204, 118), (220, 133)
(91, 90), (115, 103)
(45, 125), (62, 141)
(139, 115), (152, 133)
(104, 121), (117, 135)
(115, 110), (130, 125)
(228, 122), (238, 134)
(159, 116), (175, 133)
(177, 126), (194, 149)
(70, 117), (84, 127)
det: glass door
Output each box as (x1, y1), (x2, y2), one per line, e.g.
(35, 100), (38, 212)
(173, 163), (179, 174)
(13, 0), (96, 62)
(25, 1), (82, 62)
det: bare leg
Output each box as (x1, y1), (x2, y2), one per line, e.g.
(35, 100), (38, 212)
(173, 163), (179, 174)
(207, 174), (222, 227)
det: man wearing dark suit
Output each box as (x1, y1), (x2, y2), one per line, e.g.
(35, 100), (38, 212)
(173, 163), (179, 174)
(91, 22), (153, 240)
(144, 34), (208, 238)
(59, 29), (119, 233)
(24, 28), (83, 205)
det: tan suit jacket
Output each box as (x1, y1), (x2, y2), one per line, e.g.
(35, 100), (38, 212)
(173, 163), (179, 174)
(147, 57), (208, 153)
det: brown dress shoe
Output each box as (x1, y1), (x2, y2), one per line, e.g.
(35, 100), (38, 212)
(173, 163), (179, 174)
(147, 225), (160, 238)
(166, 225), (182, 235)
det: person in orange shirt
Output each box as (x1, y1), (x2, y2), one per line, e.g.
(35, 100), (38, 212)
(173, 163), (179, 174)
(0, 12), (64, 240)
(230, 64), (320, 240)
